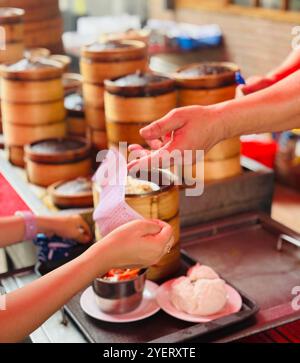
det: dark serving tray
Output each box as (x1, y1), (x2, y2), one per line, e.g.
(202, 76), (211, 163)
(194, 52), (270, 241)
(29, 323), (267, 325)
(64, 252), (259, 343)
(180, 212), (300, 342)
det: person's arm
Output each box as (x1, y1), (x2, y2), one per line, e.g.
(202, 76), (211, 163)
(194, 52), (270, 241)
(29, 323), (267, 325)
(128, 70), (300, 169)
(0, 214), (92, 248)
(241, 48), (300, 95)
(0, 220), (173, 343)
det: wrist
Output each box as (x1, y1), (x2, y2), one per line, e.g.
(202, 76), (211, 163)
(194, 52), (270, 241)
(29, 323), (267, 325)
(80, 238), (116, 278)
(209, 102), (235, 142)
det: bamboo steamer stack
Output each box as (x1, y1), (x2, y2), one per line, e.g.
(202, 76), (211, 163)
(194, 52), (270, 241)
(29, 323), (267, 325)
(80, 40), (148, 153)
(0, 8), (25, 140)
(0, 8), (24, 63)
(104, 72), (177, 148)
(174, 62), (241, 182)
(93, 170), (180, 281)
(0, 0), (64, 53)
(0, 57), (66, 167)
(65, 92), (86, 138)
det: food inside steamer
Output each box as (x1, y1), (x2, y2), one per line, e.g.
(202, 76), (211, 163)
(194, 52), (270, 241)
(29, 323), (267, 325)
(101, 269), (140, 282)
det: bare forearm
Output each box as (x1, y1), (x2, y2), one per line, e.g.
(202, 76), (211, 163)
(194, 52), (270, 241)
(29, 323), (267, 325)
(216, 70), (300, 140)
(268, 48), (300, 82)
(0, 216), (72, 247)
(0, 240), (113, 343)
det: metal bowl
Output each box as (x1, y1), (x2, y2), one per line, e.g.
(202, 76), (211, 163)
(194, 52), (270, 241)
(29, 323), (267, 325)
(92, 269), (147, 314)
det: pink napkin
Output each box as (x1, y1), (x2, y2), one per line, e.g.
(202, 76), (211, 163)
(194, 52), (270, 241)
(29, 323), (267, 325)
(93, 149), (143, 237)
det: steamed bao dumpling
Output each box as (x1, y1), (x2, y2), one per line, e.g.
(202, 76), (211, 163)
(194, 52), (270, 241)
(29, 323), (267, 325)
(170, 264), (228, 316)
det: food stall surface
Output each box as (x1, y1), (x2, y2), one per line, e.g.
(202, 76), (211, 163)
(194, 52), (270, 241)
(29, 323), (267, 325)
(0, 154), (300, 343)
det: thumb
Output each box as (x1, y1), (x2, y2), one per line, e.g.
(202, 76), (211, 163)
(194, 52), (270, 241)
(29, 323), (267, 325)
(140, 110), (184, 140)
(138, 220), (163, 236)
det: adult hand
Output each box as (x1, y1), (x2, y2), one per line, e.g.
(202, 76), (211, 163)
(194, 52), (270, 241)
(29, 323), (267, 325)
(127, 106), (223, 170)
(47, 215), (92, 244)
(103, 219), (174, 269)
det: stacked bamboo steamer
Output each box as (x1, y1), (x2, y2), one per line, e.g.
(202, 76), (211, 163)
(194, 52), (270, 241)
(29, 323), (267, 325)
(0, 57), (66, 167)
(93, 169), (180, 281)
(25, 138), (92, 187)
(65, 92), (86, 139)
(104, 72), (177, 148)
(80, 40), (148, 153)
(0, 8), (25, 141)
(0, 8), (24, 64)
(0, 0), (64, 53)
(174, 62), (241, 182)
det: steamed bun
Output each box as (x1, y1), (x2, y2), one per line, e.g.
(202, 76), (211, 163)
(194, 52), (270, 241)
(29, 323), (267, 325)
(171, 264), (228, 316)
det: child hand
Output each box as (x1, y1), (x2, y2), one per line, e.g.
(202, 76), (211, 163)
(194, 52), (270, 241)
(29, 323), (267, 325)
(103, 219), (174, 269)
(46, 215), (92, 244)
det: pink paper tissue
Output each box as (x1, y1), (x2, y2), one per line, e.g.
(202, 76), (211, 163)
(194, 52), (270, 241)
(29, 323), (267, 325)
(93, 148), (143, 237)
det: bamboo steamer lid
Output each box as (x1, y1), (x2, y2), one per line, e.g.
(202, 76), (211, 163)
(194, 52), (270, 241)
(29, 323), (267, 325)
(80, 40), (148, 83)
(81, 40), (147, 62)
(25, 137), (90, 164)
(0, 57), (64, 81)
(48, 177), (94, 209)
(1, 100), (66, 125)
(3, 119), (66, 146)
(174, 62), (239, 89)
(104, 72), (177, 123)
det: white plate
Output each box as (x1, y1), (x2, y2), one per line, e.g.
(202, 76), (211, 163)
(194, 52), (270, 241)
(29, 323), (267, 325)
(156, 278), (243, 323)
(80, 280), (160, 323)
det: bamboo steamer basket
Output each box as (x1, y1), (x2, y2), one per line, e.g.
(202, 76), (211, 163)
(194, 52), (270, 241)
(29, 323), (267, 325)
(65, 92), (86, 138)
(184, 155), (242, 182)
(104, 73), (177, 146)
(0, 8), (24, 64)
(85, 107), (106, 130)
(1, 78), (64, 103)
(3, 119), (66, 146)
(175, 62), (241, 177)
(48, 177), (94, 209)
(25, 137), (92, 187)
(87, 127), (107, 151)
(80, 40), (148, 84)
(93, 169), (180, 281)
(82, 82), (104, 109)
(8, 144), (24, 167)
(1, 100), (66, 125)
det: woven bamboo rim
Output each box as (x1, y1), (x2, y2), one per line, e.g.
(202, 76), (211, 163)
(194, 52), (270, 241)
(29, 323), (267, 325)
(174, 62), (239, 89)
(25, 137), (91, 164)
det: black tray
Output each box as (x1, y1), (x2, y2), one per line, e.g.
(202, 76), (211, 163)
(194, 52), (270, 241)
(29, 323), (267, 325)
(64, 252), (259, 343)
